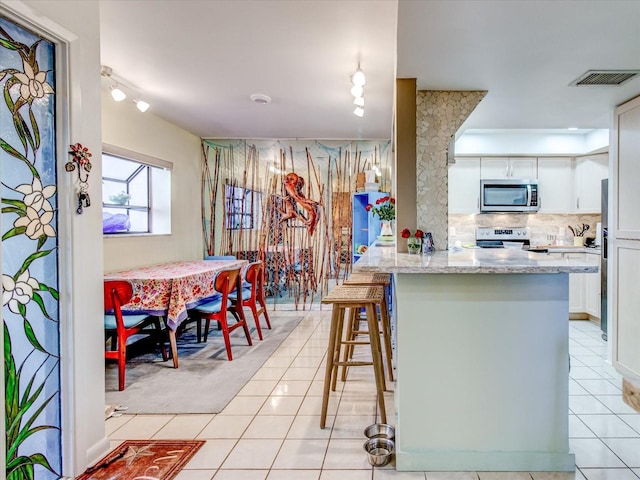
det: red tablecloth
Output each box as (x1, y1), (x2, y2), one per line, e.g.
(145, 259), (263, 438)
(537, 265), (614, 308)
(104, 260), (247, 330)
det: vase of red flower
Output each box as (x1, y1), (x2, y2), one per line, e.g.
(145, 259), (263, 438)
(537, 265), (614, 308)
(365, 196), (396, 239)
(401, 228), (424, 254)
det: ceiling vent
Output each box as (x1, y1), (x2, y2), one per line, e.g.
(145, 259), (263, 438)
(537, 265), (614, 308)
(570, 70), (640, 87)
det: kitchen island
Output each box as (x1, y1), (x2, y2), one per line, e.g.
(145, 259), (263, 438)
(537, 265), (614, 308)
(353, 246), (598, 472)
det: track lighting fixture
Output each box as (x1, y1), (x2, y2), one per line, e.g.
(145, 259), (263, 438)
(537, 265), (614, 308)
(352, 68), (366, 87)
(110, 85), (126, 102)
(101, 65), (150, 112)
(135, 99), (150, 112)
(350, 84), (364, 98)
(351, 63), (365, 117)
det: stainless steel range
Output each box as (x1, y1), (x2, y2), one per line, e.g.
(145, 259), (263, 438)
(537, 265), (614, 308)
(476, 227), (531, 248)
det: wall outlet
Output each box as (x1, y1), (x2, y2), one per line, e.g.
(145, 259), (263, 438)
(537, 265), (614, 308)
(450, 227), (456, 236)
(558, 227), (565, 236)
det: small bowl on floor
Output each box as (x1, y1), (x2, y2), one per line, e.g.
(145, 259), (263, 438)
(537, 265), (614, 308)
(363, 437), (395, 467)
(364, 423), (395, 440)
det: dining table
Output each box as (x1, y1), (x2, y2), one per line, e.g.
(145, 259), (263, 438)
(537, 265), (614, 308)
(104, 259), (248, 368)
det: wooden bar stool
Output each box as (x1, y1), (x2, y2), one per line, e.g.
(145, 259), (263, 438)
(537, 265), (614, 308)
(320, 285), (387, 429)
(343, 272), (394, 383)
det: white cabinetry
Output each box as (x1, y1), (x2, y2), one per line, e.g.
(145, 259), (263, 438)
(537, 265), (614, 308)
(448, 157), (480, 214)
(585, 253), (601, 318)
(565, 252), (586, 314)
(547, 251), (600, 318)
(575, 154), (608, 213)
(537, 157), (573, 213)
(448, 155), (609, 215)
(612, 95), (640, 381)
(613, 240), (640, 379)
(480, 157), (537, 179)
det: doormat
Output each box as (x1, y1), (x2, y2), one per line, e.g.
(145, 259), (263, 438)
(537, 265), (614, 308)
(77, 440), (204, 480)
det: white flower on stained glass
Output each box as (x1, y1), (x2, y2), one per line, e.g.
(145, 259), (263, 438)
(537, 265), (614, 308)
(13, 205), (55, 239)
(16, 177), (56, 212)
(2, 271), (40, 314)
(13, 59), (54, 101)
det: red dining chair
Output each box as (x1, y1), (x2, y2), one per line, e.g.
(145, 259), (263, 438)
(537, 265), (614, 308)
(229, 261), (272, 341)
(190, 267), (253, 360)
(104, 280), (167, 391)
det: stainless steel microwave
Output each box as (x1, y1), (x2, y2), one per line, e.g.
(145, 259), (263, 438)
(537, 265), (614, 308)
(480, 179), (540, 213)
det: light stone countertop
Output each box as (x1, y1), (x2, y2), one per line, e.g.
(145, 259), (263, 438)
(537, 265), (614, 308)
(353, 245), (599, 274)
(533, 246), (601, 255)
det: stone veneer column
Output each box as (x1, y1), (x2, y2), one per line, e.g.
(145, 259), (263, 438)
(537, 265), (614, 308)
(416, 91), (486, 250)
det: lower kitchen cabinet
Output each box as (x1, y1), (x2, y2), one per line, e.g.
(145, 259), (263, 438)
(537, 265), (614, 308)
(584, 253), (601, 318)
(549, 251), (601, 319)
(565, 252), (586, 314)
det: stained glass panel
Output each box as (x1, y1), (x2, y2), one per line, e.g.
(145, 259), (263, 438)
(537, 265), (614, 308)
(1, 15), (61, 480)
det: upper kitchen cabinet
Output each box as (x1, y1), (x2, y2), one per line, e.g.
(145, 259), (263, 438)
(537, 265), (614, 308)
(574, 153), (608, 213)
(537, 157), (573, 213)
(449, 157), (480, 214)
(480, 157), (537, 179)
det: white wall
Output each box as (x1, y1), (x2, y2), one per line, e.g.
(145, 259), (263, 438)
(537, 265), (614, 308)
(102, 90), (203, 271)
(3, 0), (106, 476)
(455, 130), (609, 156)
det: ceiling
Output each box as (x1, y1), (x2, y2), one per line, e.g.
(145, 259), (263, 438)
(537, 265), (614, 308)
(99, 0), (640, 140)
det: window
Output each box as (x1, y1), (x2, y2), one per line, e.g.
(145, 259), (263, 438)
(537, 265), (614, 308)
(225, 184), (262, 230)
(102, 144), (172, 235)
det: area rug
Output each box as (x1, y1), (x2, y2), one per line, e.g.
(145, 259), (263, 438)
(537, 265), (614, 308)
(105, 315), (303, 414)
(77, 440), (204, 480)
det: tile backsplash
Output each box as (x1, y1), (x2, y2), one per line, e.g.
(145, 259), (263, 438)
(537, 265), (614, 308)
(449, 213), (601, 247)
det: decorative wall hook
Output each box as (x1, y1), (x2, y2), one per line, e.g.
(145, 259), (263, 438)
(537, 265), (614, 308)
(66, 143), (92, 214)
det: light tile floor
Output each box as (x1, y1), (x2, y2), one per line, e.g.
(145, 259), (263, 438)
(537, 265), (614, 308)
(106, 312), (640, 480)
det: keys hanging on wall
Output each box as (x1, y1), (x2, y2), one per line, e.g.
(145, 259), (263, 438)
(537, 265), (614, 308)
(67, 143), (93, 215)
(76, 185), (91, 215)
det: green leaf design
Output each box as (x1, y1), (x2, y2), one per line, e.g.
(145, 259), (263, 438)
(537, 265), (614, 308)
(0, 136), (26, 160)
(13, 111), (31, 155)
(27, 40), (41, 71)
(0, 137), (39, 178)
(23, 319), (47, 353)
(7, 452), (56, 476)
(2, 226), (27, 241)
(0, 37), (20, 50)
(4, 76), (16, 110)
(13, 95), (27, 113)
(36, 234), (46, 250)
(38, 282), (59, 301)
(17, 302), (26, 317)
(17, 248), (55, 276)
(8, 392), (57, 459)
(31, 292), (54, 322)
(7, 462), (34, 480)
(5, 324), (59, 477)
(28, 106), (40, 152)
(4, 325), (19, 428)
(2, 198), (27, 209)
(1, 206), (26, 215)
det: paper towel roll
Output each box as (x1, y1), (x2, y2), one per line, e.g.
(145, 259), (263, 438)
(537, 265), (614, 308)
(365, 170), (376, 183)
